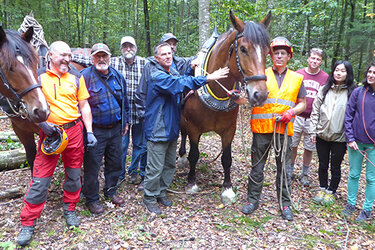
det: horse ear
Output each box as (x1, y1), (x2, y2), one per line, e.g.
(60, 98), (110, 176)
(22, 27), (34, 43)
(229, 10), (245, 33)
(29, 11), (34, 17)
(260, 11), (272, 30)
(0, 26), (6, 47)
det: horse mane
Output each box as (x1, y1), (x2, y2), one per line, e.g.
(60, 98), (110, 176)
(0, 30), (38, 73)
(242, 21), (270, 51)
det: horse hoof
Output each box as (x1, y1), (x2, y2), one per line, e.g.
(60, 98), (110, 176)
(177, 155), (189, 167)
(221, 188), (236, 205)
(186, 184), (200, 194)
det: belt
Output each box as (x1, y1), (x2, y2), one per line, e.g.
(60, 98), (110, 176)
(62, 117), (82, 129)
(93, 121), (120, 129)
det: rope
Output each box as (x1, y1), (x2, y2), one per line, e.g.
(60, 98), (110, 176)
(18, 14), (49, 51)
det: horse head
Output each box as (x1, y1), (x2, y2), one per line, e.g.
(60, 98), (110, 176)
(0, 26), (49, 122)
(228, 11), (271, 107)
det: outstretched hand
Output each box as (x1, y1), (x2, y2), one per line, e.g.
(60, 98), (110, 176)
(207, 67), (230, 81)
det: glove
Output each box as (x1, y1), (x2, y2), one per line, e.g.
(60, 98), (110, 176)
(226, 89), (240, 100)
(39, 122), (57, 137)
(86, 132), (97, 147)
(280, 109), (295, 124)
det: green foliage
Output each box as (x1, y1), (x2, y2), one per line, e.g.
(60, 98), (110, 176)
(0, 136), (22, 151)
(0, 241), (16, 250)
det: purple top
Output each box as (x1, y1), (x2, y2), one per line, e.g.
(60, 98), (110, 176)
(345, 86), (375, 144)
(296, 68), (328, 118)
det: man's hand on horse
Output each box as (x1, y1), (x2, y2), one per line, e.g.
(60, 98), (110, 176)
(39, 122), (58, 137)
(207, 67), (230, 81)
(86, 132), (97, 148)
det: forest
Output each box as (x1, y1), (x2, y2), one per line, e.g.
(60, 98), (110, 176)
(1, 0), (374, 80)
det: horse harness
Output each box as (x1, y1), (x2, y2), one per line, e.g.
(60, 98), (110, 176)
(229, 31), (267, 83)
(0, 58), (42, 119)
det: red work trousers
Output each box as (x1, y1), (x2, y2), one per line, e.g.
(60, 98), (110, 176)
(20, 121), (84, 226)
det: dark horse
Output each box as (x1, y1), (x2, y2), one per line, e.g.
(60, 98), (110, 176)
(0, 27), (50, 171)
(179, 11), (271, 204)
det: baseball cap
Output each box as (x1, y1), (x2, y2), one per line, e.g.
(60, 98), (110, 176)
(160, 33), (178, 42)
(91, 43), (111, 56)
(120, 36), (137, 47)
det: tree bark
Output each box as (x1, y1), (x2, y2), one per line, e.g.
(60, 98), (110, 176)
(0, 148), (27, 171)
(0, 131), (19, 141)
(198, 0), (210, 48)
(332, 0), (348, 66)
(0, 187), (23, 200)
(143, 0), (151, 56)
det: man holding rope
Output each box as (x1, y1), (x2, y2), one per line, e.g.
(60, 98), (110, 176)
(236, 37), (306, 221)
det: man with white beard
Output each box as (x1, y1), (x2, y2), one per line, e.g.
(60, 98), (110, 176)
(80, 43), (130, 214)
(71, 37), (148, 190)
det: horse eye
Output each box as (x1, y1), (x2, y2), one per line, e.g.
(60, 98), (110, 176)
(240, 46), (248, 54)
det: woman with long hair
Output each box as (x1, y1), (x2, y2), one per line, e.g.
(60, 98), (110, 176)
(343, 62), (375, 222)
(309, 60), (356, 205)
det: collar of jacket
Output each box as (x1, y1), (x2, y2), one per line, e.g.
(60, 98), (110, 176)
(331, 83), (348, 90)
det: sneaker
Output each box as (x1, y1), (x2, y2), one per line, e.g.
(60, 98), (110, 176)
(17, 226), (35, 246)
(300, 174), (310, 186)
(342, 203), (356, 217)
(157, 197), (173, 207)
(313, 189), (326, 204)
(87, 202), (105, 214)
(322, 191), (335, 206)
(143, 200), (162, 215)
(137, 179), (144, 191)
(64, 210), (80, 228)
(241, 202), (259, 215)
(356, 209), (371, 222)
(281, 206), (294, 221)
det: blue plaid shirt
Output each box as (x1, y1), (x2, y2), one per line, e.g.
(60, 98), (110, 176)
(72, 54), (147, 125)
(81, 66), (129, 127)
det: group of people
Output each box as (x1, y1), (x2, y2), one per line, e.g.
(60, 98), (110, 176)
(15, 31), (374, 246)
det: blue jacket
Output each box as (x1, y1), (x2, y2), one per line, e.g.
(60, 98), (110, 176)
(345, 86), (375, 144)
(81, 66), (130, 128)
(144, 57), (207, 142)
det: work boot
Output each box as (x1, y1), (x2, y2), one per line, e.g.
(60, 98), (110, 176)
(17, 226), (35, 246)
(356, 209), (371, 222)
(109, 195), (125, 206)
(157, 196), (173, 207)
(87, 202), (105, 215)
(241, 202), (259, 215)
(281, 206), (294, 221)
(313, 188), (326, 204)
(143, 199), (162, 215)
(300, 174), (310, 186)
(64, 210), (80, 228)
(342, 203), (356, 217)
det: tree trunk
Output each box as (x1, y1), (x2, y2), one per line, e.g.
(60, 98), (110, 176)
(0, 148), (27, 171)
(344, 0), (356, 60)
(332, 0), (348, 66)
(143, 0), (151, 56)
(167, 0), (171, 32)
(0, 187), (23, 200)
(198, 0), (210, 48)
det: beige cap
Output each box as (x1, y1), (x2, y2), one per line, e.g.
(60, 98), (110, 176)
(91, 43), (111, 56)
(120, 36), (136, 47)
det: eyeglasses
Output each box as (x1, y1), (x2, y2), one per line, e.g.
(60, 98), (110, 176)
(93, 54), (110, 59)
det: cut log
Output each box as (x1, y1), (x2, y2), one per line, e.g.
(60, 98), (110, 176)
(0, 148), (27, 171)
(0, 187), (23, 200)
(0, 131), (20, 141)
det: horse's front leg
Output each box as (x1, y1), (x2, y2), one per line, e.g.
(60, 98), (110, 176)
(186, 136), (200, 194)
(177, 127), (189, 167)
(221, 143), (236, 204)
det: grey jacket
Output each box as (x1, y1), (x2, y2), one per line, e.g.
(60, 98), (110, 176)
(309, 84), (349, 142)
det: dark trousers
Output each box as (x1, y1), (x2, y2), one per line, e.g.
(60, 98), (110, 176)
(83, 123), (122, 205)
(316, 137), (347, 193)
(247, 133), (292, 208)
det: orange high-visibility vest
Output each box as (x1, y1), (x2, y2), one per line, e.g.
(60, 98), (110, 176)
(251, 67), (303, 136)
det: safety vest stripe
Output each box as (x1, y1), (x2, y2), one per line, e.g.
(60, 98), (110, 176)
(251, 113), (295, 123)
(265, 98), (296, 108)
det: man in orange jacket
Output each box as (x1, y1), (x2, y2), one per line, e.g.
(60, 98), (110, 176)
(236, 37), (306, 221)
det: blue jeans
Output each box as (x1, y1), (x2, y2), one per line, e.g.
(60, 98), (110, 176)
(347, 143), (375, 211)
(121, 122), (147, 178)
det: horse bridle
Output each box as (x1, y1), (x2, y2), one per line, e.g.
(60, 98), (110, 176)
(229, 32), (267, 83)
(0, 63), (42, 118)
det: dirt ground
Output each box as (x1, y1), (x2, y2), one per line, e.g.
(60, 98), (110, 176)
(0, 108), (374, 249)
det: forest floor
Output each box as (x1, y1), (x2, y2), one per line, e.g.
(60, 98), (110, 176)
(0, 107), (374, 249)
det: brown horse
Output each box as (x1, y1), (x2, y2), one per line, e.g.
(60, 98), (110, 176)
(179, 11), (271, 204)
(0, 27), (49, 170)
